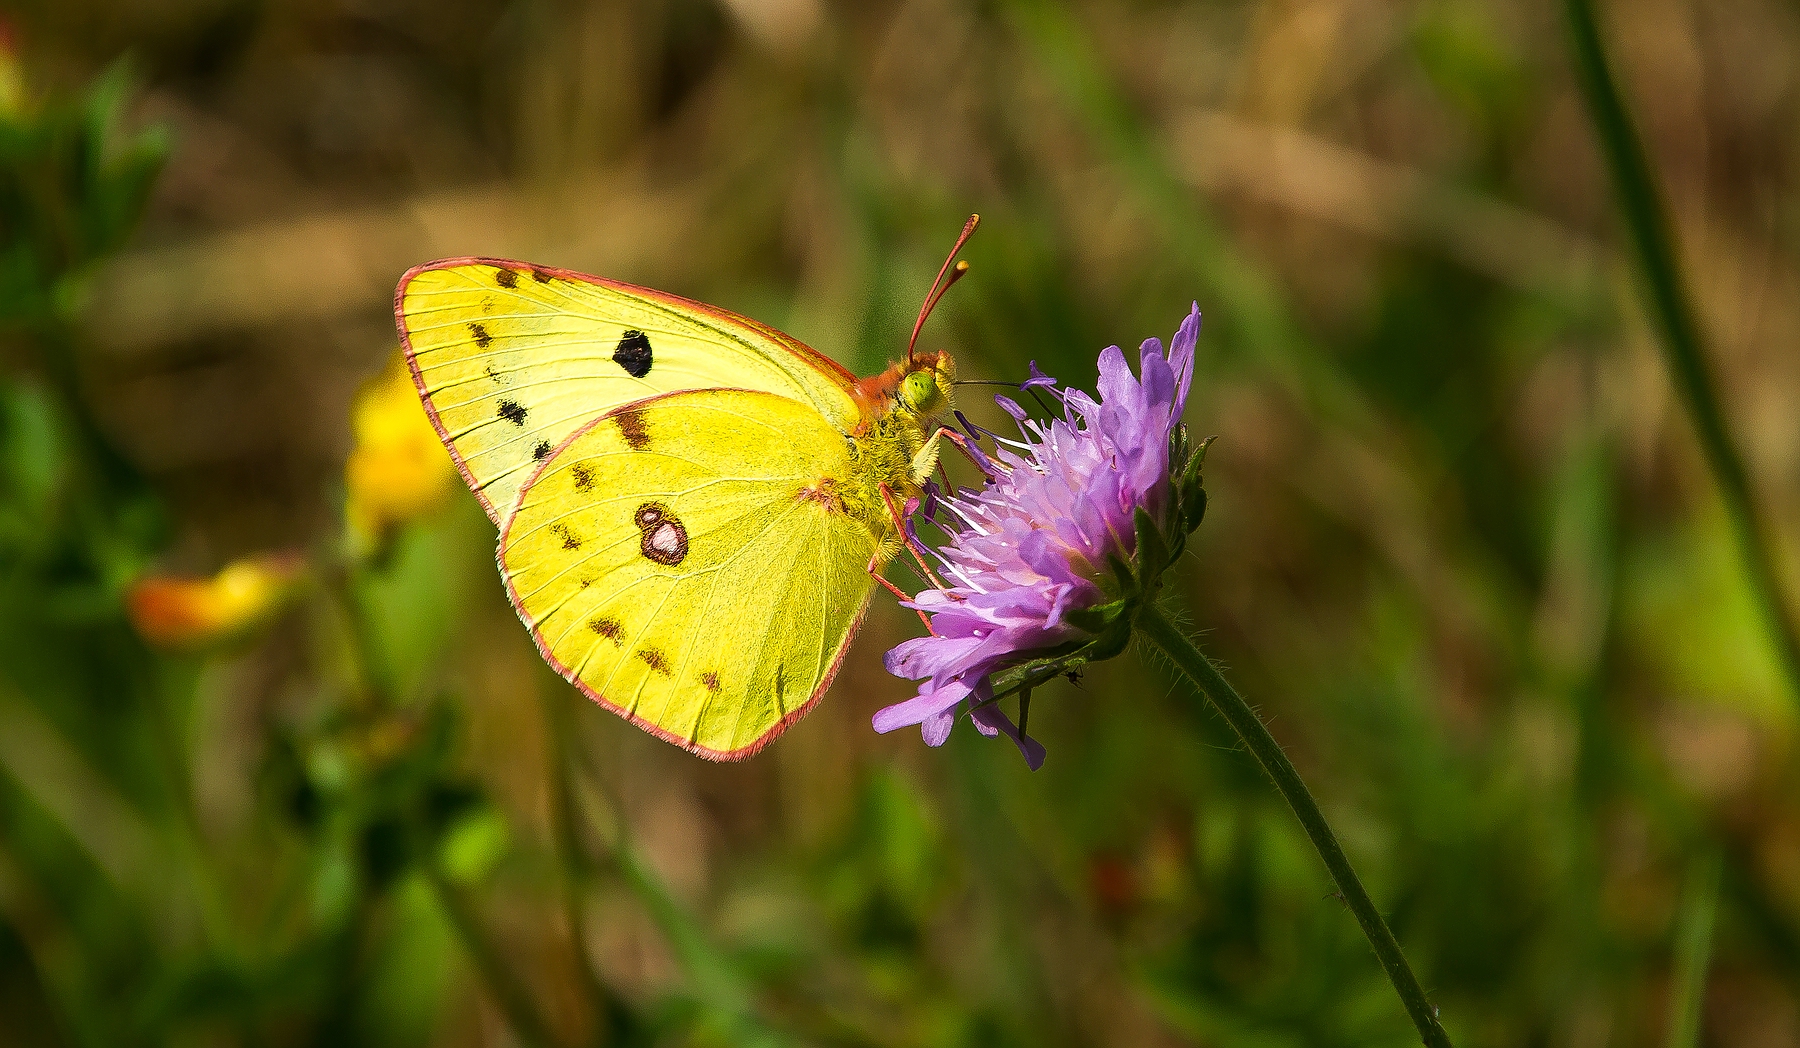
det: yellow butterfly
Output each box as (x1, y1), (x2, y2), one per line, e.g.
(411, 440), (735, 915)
(392, 218), (977, 760)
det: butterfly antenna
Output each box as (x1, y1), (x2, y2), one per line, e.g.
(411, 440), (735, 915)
(907, 213), (980, 363)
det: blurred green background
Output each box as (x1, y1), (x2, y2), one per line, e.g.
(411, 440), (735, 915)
(3, 0), (1799, 1045)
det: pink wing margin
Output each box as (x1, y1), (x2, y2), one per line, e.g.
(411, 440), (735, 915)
(391, 256), (860, 523)
(493, 396), (871, 761)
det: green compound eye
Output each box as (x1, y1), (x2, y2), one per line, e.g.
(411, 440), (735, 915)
(900, 370), (942, 415)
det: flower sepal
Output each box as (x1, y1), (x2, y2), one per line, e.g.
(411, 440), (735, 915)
(1173, 430), (1217, 537)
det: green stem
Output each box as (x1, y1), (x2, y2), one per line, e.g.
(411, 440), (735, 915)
(331, 564), (396, 708)
(428, 868), (561, 1048)
(539, 683), (639, 1044)
(1667, 850), (1721, 1048)
(1564, 0), (1800, 709)
(1136, 605), (1453, 1048)
(331, 561), (557, 1045)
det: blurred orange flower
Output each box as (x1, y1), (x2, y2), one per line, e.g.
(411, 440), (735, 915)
(345, 350), (456, 544)
(127, 554), (304, 648)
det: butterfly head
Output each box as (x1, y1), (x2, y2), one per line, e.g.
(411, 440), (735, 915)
(897, 350), (955, 419)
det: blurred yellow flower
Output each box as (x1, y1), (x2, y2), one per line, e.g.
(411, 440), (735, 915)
(0, 21), (24, 118)
(345, 350), (456, 544)
(127, 554), (303, 648)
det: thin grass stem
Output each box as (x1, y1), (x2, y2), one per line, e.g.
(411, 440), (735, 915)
(1564, 0), (1800, 709)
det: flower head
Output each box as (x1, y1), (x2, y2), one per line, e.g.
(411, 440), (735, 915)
(346, 349), (457, 548)
(875, 304), (1208, 769)
(127, 554), (304, 648)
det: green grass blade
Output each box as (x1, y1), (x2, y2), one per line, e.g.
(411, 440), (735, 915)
(1564, 0), (1800, 710)
(1667, 851), (1721, 1048)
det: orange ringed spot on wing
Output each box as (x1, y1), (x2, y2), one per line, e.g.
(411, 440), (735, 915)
(614, 408), (649, 450)
(634, 502), (687, 566)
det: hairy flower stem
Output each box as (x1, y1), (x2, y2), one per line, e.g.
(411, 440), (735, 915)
(1137, 605), (1453, 1048)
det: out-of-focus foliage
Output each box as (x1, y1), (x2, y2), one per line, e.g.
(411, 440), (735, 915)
(1, 1), (1798, 1045)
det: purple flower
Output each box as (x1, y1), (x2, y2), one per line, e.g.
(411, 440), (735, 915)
(874, 304), (1202, 768)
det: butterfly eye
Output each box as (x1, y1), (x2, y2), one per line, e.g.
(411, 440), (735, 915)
(900, 370), (943, 416)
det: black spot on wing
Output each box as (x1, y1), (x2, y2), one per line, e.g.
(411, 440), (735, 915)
(498, 400), (528, 426)
(532, 440), (552, 461)
(550, 523), (581, 550)
(637, 648), (671, 676)
(484, 363), (506, 385)
(613, 330), (653, 378)
(468, 322), (491, 348)
(531, 266), (553, 283)
(571, 463), (595, 492)
(494, 267), (518, 289)
(589, 617), (621, 644)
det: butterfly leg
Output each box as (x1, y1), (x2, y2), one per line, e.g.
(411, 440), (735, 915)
(908, 427), (945, 487)
(867, 554), (935, 634)
(928, 425), (1002, 479)
(879, 483), (954, 595)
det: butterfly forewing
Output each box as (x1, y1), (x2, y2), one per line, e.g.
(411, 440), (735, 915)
(500, 389), (878, 759)
(397, 259), (860, 523)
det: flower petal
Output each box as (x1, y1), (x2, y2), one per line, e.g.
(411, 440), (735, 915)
(971, 705), (1047, 770)
(872, 679), (971, 734)
(922, 708), (956, 746)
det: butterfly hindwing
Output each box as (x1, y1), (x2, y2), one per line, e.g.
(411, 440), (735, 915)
(396, 259), (861, 523)
(500, 389), (879, 759)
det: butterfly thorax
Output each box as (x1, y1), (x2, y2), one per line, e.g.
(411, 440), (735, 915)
(839, 351), (955, 555)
